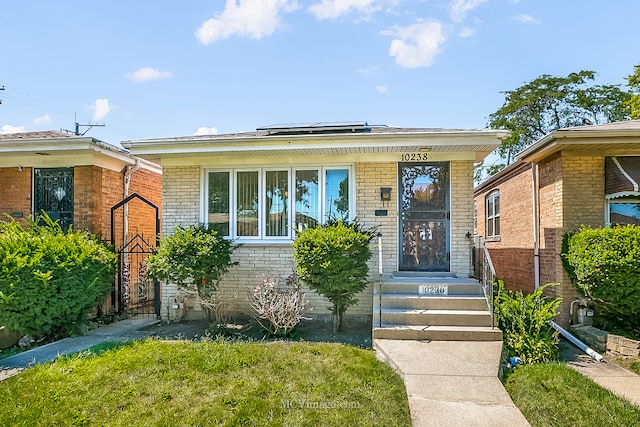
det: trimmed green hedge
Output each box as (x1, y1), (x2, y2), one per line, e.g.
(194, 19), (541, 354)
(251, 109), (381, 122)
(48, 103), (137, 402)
(0, 215), (117, 338)
(563, 225), (640, 327)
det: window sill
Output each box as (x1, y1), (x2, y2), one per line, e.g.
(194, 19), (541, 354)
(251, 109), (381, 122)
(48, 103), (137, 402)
(485, 236), (501, 243)
(233, 239), (294, 246)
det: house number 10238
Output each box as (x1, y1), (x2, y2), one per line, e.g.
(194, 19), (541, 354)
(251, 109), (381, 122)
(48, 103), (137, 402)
(401, 153), (428, 161)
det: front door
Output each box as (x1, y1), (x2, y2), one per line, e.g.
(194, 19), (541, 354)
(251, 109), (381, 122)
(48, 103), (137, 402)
(34, 167), (74, 230)
(399, 162), (450, 271)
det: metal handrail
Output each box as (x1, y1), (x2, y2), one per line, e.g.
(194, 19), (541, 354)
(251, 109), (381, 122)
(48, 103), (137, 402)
(474, 236), (496, 329)
(377, 232), (383, 328)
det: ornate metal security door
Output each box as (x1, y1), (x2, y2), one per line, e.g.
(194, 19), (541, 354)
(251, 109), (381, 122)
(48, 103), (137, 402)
(399, 163), (450, 271)
(34, 168), (74, 229)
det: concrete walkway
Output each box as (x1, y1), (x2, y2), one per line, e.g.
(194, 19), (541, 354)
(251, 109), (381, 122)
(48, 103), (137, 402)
(374, 339), (530, 427)
(0, 317), (159, 381)
(560, 339), (640, 407)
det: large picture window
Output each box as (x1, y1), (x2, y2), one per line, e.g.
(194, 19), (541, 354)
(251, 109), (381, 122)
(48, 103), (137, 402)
(205, 167), (352, 240)
(486, 190), (500, 239)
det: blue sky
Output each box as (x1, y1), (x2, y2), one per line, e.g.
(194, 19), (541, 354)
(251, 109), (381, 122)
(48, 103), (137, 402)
(1, 1), (639, 152)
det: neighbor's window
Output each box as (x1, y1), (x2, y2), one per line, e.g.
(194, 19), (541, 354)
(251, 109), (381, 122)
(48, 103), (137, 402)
(608, 199), (640, 226)
(205, 167), (352, 240)
(486, 190), (500, 239)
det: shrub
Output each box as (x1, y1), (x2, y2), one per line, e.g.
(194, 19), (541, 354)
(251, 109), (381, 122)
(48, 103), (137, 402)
(495, 281), (561, 364)
(146, 224), (237, 316)
(249, 272), (310, 337)
(562, 225), (640, 329)
(0, 215), (117, 338)
(293, 220), (375, 332)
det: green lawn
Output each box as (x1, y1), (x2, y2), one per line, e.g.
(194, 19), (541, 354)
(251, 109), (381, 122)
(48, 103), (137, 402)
(0, 339), (411, 426)
(505, 362), (640, 426)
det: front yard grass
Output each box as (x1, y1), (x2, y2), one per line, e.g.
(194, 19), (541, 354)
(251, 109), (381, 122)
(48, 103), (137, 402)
(505, 362), (640, 426)
(0, 339), (411, 426)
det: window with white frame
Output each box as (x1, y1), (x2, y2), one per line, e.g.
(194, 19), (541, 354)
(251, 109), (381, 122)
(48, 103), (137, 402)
(205, 167), (352, 240)
(607, 198), (640, 226)
(486, 190), (500, 239)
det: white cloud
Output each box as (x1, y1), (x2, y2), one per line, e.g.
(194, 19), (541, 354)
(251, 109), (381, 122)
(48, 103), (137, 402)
(356, 65), (379, 74)
(458, 26), (475, 38)
(194, 126), (219, 136)
(309, 0), (381, 20)
(449, 0), (487, 23)
(125, 67), (172, 83)
(33, 113), (51, 125)
(509, 0), (520, 3)
(91, 99), (111, 122)
(195, 0), (299, 44)
(0, 124), (27, 134)
(376, 85), (389, 93)
(383, 21), (447, 68)
(514, 14), (540, 24)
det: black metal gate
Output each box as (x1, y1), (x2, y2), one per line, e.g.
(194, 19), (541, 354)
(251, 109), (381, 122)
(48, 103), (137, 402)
(111, 193), (160, 317)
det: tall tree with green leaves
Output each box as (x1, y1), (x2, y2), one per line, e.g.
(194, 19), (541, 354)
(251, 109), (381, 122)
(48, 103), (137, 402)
(488, 70), (630, 166)
(626, 63), (640, 119)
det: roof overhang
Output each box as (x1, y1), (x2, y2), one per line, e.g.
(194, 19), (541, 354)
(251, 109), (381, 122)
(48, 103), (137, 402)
(122, 128), (511, 163)
(517, 121), (640, 163)
(0, 135), (161, 174)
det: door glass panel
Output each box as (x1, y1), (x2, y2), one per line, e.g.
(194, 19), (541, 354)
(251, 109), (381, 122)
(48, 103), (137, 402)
(325, 169), (349, 221)
(34, 167), (74, 230)
(610, 202), (640, 225)
(265, 170), (288, 237)
(295, 170), (319, 231)
(400, 163), (449, 271)
(208, 172), (230, 235)
(236, 171), (259, 236)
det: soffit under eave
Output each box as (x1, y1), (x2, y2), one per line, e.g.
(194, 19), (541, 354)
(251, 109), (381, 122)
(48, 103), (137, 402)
(518, 137), (640, 163)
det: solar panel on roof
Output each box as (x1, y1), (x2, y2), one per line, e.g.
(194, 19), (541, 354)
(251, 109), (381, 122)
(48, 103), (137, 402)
(256, 121), (370, 135)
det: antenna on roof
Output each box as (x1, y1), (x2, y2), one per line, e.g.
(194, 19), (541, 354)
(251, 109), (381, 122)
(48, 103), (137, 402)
(61, 113), (105, 136)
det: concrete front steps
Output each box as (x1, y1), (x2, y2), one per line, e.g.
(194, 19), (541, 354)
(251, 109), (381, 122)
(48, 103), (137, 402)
(373, 273), (502, 342)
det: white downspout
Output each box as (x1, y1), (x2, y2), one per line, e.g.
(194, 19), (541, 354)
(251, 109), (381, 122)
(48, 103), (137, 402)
(531, 162), (540, 290)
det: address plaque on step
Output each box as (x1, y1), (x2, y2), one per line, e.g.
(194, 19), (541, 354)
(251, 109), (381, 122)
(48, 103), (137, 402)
(418, 284), (448, 295)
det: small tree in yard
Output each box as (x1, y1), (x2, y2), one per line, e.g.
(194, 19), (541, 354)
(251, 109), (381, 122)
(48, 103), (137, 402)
(146, 224), (237, 318)
(293, 220), (375, 333)
(0, 214), (117, 339)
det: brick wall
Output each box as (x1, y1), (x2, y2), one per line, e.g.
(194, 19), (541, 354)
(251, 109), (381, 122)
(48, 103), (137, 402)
(74, 166), (105, 236)
(476, 154), (606, 327)
(475, 162), (536, 292)
(127, 167), (163, 243)
(450, 160), (475, 277)
(0, 167), (32, 222)
(555, 155), (604, 325)
(161, 160), (478, 321)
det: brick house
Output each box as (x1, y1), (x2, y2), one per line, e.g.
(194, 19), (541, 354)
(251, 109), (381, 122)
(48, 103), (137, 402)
(123, 122), (509, 331)
(0, 130), (162, 313)
(474, 120), (640, 326)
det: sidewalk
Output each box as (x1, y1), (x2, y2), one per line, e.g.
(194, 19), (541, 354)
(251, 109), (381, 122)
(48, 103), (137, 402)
(0, 318), (159, 381)
(559, 339), (640, 407)
(374, 339), (530, 427)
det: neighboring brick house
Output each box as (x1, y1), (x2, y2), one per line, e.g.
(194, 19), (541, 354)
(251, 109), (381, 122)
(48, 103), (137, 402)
(474, 120), (640, 326)
(0, 131), (162, 313)
(123, 122), (509, 322)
